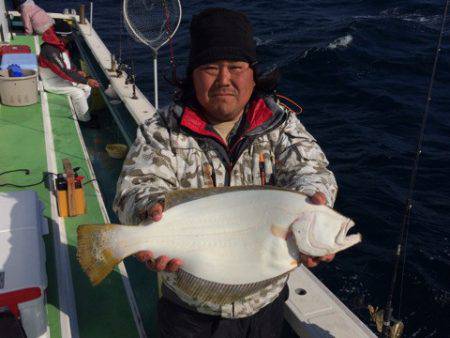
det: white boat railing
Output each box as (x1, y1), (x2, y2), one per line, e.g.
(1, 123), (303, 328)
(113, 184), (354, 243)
(0, 0), (10, 42)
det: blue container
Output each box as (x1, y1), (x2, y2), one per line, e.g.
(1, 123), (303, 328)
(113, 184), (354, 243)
(8, 64), (23, 77)
(1, 53), (38, 72)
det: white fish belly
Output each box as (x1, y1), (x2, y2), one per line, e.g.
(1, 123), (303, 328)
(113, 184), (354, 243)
(134, 190), (309, 284)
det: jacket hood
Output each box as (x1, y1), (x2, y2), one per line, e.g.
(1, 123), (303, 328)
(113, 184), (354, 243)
(41, 26), (66, 51)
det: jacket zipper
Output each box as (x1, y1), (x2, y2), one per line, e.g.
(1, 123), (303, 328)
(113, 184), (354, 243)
(196, 112), (287, 187)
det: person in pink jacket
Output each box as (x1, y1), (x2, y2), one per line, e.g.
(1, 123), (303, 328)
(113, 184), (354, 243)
(13, 0), (54, 35)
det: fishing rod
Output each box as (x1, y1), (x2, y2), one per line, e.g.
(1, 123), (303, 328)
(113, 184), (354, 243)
(372, 1), (450, 337)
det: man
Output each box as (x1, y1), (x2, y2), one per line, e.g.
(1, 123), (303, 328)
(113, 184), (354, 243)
(113, 8), (337, 338)
(38, 20), (99, 126)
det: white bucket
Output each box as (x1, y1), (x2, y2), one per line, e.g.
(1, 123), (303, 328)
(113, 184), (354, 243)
(0, 69), (38, 106)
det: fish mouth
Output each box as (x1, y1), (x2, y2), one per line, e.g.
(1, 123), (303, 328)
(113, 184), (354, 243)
(336, 218), (361, 246)
(344, 218), (355, 232)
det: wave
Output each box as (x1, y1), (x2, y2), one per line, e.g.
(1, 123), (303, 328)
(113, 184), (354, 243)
(353, 8), (441, 28)
(254, 36), (273, 46)
(327, 34), (353, 50)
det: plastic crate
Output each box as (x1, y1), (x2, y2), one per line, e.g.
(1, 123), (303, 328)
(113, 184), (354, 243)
(0, 45), (31, 56)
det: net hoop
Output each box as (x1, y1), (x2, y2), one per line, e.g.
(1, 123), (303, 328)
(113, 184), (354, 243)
(123, 0), (182, 52)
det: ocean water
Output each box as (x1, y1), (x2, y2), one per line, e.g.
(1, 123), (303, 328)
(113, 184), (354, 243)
(38, 1), (450, 337)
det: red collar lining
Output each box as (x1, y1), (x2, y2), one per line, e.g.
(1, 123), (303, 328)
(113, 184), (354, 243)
(180, 98), (273, 145)
(180, 107), (225, 146)
(244, 98), (273, 133)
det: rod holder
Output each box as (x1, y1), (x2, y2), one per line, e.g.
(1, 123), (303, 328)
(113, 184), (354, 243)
(109, 54), (116, 72)
(132, 83), (138, 100)
(79, 5), (86, 24)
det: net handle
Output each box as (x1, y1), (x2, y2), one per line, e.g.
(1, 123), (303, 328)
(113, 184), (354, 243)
(153, 52), (159, 109)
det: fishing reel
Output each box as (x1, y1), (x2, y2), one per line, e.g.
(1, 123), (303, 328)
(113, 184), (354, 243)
(368, 305), (404, 338)
(116, 61), (128, 78)
(125, 71), (134, 85)
(131, 75), (138, 100)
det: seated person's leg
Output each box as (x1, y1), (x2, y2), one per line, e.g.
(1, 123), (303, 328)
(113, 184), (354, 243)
(69, 88), (91, 122)
(42, 77), (91, 122)
(76, 83), (92, 99)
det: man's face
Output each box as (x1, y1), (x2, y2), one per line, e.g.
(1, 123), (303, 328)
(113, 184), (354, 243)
(193, 60), (255, 123)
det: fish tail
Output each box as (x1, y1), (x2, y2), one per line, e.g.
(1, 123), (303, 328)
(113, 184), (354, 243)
(77, 224), (124, 286)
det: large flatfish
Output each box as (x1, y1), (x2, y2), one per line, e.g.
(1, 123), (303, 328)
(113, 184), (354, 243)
(77, 186), (361, 304)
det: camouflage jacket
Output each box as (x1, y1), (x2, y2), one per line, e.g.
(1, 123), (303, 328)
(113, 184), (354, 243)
(113, 96), (337, 318)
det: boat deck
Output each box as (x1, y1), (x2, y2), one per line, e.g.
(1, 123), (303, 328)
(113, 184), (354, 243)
(0, 35), (142, 338)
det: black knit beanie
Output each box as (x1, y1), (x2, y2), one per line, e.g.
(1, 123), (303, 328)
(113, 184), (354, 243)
(188, 8), (257, 72)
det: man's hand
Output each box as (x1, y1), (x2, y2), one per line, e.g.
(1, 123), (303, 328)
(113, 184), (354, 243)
(87, 79), (100, 88)
(135, 202), (183, 272)
(301, 191), (335, 268)
(78, 70), (87, 78)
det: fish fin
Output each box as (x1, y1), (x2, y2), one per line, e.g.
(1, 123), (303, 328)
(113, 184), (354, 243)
(175, 269), (289, 305)
(165, 185), (296, 210)
(77, 224), (123, 286)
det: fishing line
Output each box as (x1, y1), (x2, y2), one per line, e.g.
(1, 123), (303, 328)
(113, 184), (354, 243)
(119, 3), (123, 65)
(275, 93), (304, 115)
(381, 0), (449, 336)
(121, 0), (137, 100)
(163, 0), (178, 86)
(82, 178), (97, 186)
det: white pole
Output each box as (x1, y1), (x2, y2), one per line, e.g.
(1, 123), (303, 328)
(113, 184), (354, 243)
(89, 1), (93, 35)
(153, 52), (159, 110)
(0, 0), (10, 42)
